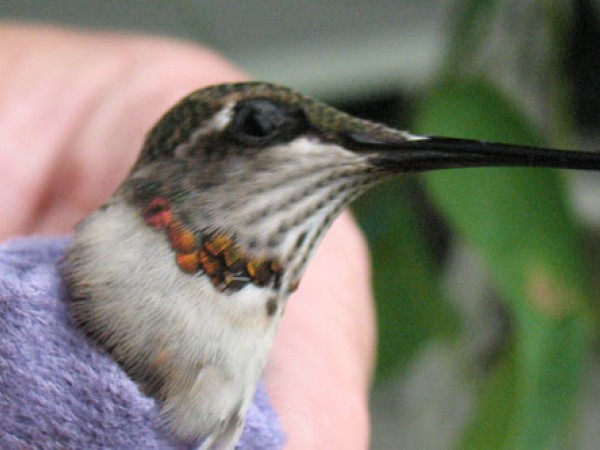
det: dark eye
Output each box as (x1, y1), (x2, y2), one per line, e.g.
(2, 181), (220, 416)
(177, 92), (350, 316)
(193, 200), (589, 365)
(229, 99), (306, 145)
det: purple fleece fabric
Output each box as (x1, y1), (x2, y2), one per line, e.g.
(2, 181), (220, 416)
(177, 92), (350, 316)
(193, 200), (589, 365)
(0, 237), (284, 449)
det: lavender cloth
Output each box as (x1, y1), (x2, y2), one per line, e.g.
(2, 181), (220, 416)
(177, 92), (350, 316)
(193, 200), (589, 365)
(0, 237), (285, 449)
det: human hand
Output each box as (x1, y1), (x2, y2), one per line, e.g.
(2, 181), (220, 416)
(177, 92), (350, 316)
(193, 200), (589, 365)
(0, 23), (375, 449)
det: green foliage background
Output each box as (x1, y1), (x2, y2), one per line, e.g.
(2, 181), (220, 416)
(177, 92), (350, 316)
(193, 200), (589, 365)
(352, 2), (598, 448)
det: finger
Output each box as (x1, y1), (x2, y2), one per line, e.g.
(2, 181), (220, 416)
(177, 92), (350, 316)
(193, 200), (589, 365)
(0, 23), (244, 239)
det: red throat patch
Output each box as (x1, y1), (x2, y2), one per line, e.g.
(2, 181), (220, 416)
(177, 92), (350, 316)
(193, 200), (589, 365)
(142, 197), (285, 292)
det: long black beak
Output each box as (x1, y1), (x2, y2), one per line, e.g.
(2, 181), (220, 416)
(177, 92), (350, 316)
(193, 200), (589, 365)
(352, 134), (600, 173)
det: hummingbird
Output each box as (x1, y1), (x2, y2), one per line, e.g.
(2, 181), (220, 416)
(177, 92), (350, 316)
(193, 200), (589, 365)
(62, 82), (600, 449)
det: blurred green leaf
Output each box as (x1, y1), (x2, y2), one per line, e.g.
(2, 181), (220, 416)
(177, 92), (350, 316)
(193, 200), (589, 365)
(353, 180), (459, 378)
(461, 348), (518, 449)
(414, 78), (594, 449)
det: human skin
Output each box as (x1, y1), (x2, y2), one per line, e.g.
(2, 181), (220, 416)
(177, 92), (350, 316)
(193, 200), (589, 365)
(0, 23), (375, 449)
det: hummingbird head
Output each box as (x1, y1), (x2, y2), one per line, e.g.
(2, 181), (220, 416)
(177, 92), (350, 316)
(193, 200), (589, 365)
(118, 81), (600, 294)
(121, 82), (407, 292)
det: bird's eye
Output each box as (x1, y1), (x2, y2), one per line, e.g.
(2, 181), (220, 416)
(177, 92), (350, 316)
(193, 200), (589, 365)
(229, 99), (305, 145)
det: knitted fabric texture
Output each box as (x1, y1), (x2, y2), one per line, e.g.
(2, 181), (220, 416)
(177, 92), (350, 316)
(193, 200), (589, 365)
(0, 237), (284, 449)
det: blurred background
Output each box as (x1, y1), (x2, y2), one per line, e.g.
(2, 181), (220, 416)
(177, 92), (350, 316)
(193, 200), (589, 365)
(3, 1), (600, 448)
